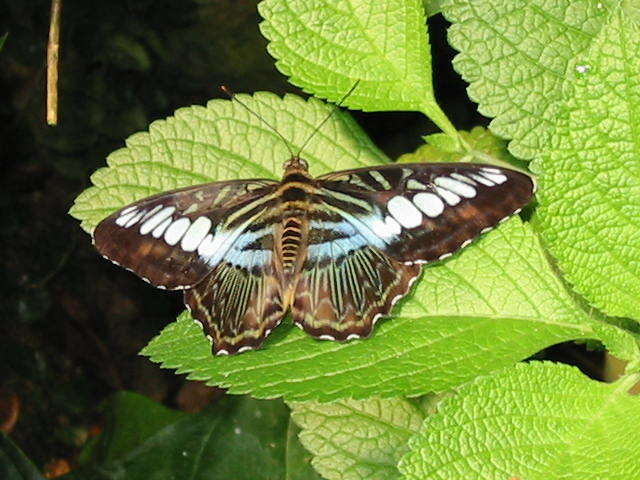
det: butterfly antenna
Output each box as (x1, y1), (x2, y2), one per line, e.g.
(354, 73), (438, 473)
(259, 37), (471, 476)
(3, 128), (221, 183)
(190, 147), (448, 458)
(295, 80), (361, 157)
(220, 85), (296, 158)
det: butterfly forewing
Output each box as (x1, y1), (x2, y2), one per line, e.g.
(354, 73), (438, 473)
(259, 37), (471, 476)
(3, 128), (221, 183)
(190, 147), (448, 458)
(93, 179), (278, 290)
(318, 162), (535, 265)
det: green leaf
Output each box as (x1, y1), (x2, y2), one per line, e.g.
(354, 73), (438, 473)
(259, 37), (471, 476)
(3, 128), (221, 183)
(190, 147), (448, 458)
(69, 93), (387, 233)
(0, 434), (45, 480)
(142, 216), (637, 400)
(285, 419), (324, 480)
(258, 0), (456, 138)
(442, 0), (609, 160)
(80, 392), (186, 465)
(69, 396), (294, 480)
(422, 0), (442, 17)
(290, 398), (425, 480)
(397, 126), (526, 170)
(399, 362), (640, 480)
(531, 8), (640, 320)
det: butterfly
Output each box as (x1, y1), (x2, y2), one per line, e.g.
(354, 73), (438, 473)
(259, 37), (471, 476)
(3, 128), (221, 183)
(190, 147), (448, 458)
(93, 156), (535, 355)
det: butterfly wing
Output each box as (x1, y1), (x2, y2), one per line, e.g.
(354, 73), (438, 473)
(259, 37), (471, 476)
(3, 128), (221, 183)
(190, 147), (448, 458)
(289, 162), (534, 341)
(317, 162), (535, 264)
(93, 179), (278, 290)
(184, 256), (285, 356)
(292, 226), (421, 340)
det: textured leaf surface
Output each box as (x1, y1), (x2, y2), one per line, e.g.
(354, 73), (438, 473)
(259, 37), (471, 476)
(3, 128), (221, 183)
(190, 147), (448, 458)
(531, 9), (640, 320)
(70, 93), (387, 232)
(258, 0), (456, 137)
(442, 0), (609, 159)
(290, 398), (425, 480)
(398, 127), (524, 169)
(69, 396), (295, 480)
(399, 362), (640, 480)
(285, 419), (324, 480)
(142, 216), (637, 400)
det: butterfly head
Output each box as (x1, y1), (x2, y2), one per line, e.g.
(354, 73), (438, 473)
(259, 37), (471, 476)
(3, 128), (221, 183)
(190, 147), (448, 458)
(283, 156), (309, 174)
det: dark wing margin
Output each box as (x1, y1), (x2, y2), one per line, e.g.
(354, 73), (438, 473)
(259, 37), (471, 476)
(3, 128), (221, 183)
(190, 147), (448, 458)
(317, 162), (535, 264)
(92, 179), (277, 290)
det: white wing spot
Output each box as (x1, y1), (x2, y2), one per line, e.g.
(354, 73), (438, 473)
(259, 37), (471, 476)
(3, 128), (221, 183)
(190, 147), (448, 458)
(391, 294), (403, 306)
(318, 334), (336, 341)
(480, 171), (508, 184)
(120, 205), (137, 215)
(481, 167), (502, 174)
(140, 205), (163, 222)
(371, 216), (402, 238)
(346, 333), (361, 340)
(469, 173), (495, 186)
(181, 217), (213, 252)
(461, 238), (473, 248)
(513, 208), (522, 215)
(435, 187), (461, 206)
(413, 192), (444, 218)
(140, 206), (176, 235)
(238, 346), (253, 353)
(434, 176), (476, 198)
(164, 217), (191, 246)
(124, 210), (146, 228)
(438, 252), (453, 260)
(387, 196), (423, 228)
(115, 210), (138, 226)
(197, 233), (216, 256)
(216, 348), (229, 355)
(152, 217), (172, 238)
(481, 227), (493, 234)
(406, 178), (428, 190)
(451, 173), (477, 185)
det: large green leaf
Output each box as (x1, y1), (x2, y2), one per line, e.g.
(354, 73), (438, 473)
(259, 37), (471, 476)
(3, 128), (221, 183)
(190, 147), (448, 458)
(399, 362), (640, 480)
(290, 398), (426, 480)
(441, 0), (609, 160)
(68, 396), (297, 480)
(531, 8), (640, 320)
(69, 93), (387, 233)
(258, 0), (456, 138)
(79, 392), (186, 465)
(142, 216), (638, 400)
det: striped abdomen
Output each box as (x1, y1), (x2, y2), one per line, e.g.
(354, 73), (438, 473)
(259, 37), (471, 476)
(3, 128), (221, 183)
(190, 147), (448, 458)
(280, 217), (305, 273)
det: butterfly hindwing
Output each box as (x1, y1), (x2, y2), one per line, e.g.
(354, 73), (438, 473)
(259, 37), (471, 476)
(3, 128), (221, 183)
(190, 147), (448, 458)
(93, 179), (278, 290)
(292, 238), (421, 341)
(318, 162), (535, 264)
(184, 256), (285, 355)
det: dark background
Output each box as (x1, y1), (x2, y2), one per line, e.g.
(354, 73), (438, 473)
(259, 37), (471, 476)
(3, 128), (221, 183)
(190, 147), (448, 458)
(0, 0), (600, 475)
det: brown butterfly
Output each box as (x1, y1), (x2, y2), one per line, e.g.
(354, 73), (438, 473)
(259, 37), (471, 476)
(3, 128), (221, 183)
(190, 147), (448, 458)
(93, 155), (535, 355)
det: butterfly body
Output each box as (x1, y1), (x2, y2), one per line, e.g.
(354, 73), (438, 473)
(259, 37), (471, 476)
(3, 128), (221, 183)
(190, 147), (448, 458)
(94, 159), (535, 355)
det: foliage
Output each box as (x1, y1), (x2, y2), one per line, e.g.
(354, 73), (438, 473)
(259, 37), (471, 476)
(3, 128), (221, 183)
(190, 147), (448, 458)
(63, 1), (640, 479)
